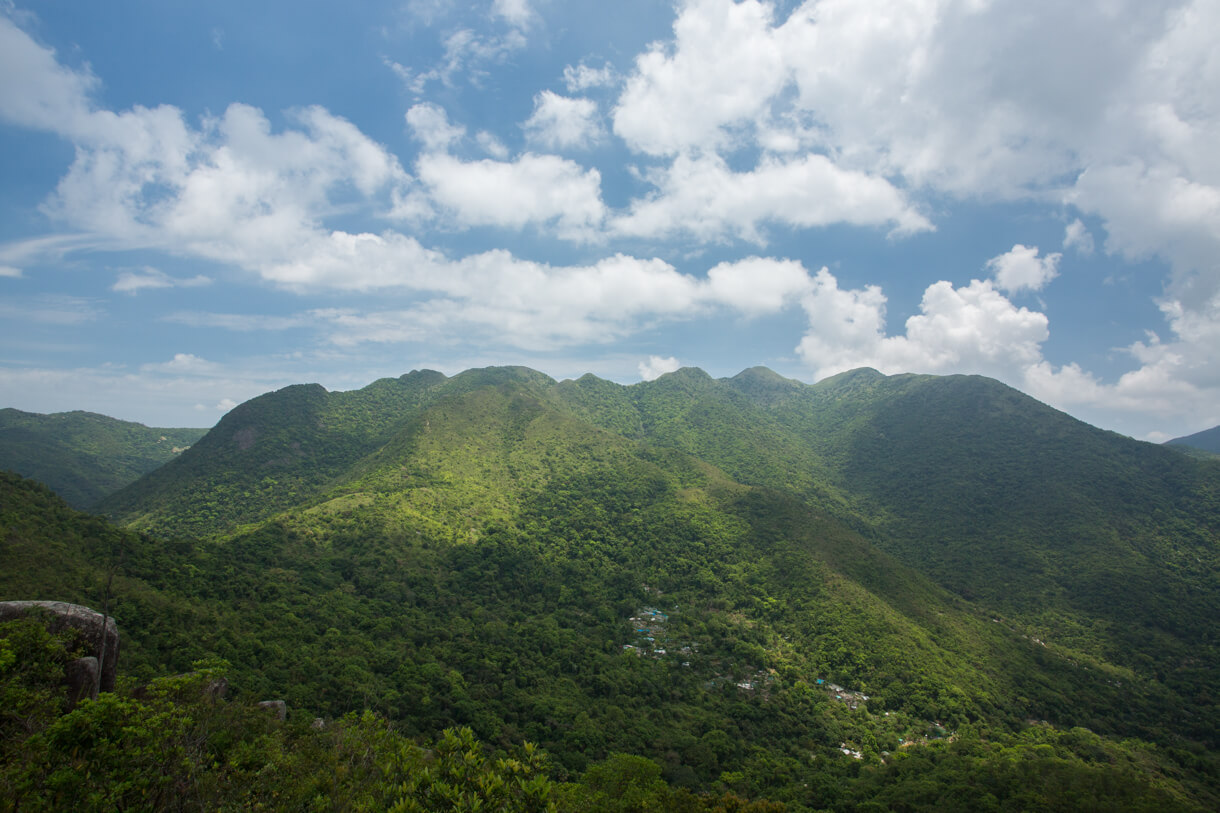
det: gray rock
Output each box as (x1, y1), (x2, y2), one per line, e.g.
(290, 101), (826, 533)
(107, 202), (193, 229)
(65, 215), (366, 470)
(257, 699), (287, 720)
(64, 656), (99, 708)
(0, 601), (120, 694)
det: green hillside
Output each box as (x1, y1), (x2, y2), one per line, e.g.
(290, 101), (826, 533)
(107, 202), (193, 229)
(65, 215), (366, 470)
(1167, 425), (1220, 457)
(0, 408), (206, 509)
(7, 366), (1220, 808)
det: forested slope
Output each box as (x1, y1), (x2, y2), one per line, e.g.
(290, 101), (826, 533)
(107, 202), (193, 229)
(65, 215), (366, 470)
(8, 365), (1220, 808)
(0, 408), (205, 509)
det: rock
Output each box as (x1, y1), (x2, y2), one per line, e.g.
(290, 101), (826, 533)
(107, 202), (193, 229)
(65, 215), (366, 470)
(64, 656), (99, 709)
(0, 601), (120, 694)
(257, 699), (287, 720)
(204, 677), (229, 701)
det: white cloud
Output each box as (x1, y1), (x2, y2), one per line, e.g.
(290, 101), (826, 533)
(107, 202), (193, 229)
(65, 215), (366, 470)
(1071, 160), (1220, 306)
(0, 265), (21, 278)
(476, 130), (509, 159)
(639, 355), (681, 381)
(113, 267), (211, 294)
(791, 264), (1220, 440)
(0, 22), (415, 285)
(1063, 219), (1095, 255)
(113, 269), (173, 293)
(613, 0), (787, 156)
(704, 257), (812, 315)
(141, 353), (222, 375)
(0, 15), (96, 134)
(415, 152), (606, 237)
(612, 152), (930, 242)
(406, 102), (465, 150)
(524, 91), (601, 149)
(985, 245), (1061, 294)
(611, 0), (1220, 307)
(563, 62), (617, 92)
(796, 268), (1050, 383)
(491, 0), (534, 30)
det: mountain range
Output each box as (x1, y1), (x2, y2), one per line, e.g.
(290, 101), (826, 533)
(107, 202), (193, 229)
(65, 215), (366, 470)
(3, 366), (1219, 810)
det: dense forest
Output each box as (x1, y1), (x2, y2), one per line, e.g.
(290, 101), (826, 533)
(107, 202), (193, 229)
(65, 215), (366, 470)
(3, 366), (1219, 810)
(0, 408), (204, 509)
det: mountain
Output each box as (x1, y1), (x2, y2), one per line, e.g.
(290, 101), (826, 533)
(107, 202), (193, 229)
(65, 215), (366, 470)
(8, 366), (1220, 808)
(1167, 425), (1220, 458)
(97, 367), (1220, 743)
(0, 408), (206, 509)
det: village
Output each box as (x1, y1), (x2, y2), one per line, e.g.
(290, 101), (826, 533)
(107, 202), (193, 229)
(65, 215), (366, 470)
(620, 603), (954, 764)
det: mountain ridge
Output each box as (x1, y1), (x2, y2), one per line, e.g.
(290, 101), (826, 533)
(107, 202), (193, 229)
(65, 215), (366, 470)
(0, 407), (206, 509)
(4, 364), (1220, 808)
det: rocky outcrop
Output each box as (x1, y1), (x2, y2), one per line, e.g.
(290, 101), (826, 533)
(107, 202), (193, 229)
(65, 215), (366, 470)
(257, 699), (288, 720)
(0, 601), (120, 695)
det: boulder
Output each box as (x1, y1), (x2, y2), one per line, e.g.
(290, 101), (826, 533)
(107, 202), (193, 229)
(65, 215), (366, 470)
(0, 601), (120, 694)
(257, 699), (287, 720)
(64, 656), (99, 709)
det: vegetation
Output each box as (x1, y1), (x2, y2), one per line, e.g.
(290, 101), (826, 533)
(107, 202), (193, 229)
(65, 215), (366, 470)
(1166, 424), (1220, 458)
(0, 407), (205, 509)
(4, 365), (1220, 809)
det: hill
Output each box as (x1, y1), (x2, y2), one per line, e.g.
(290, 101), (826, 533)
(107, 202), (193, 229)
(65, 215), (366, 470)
(10, 365), (1220, 807)
(1167, 425), (1220, 458)
(97, 368), (1220, 745)
(0, 408), (206, 509)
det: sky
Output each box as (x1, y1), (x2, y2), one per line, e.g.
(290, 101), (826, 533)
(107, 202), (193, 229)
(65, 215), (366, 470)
(0, 0), (1218, 441)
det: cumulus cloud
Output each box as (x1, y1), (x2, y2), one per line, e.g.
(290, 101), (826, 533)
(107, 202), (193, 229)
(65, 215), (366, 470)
(612, 152), (930, 242)
(491, 0), (534, 30)
(639, 355), (681, 381)
(790, 263), (1220, 440)
(406, 102), (466, 151)
(1063, 219), (1095, 255)
(704, 257), (812, 315)
(795, 267), (1052, 383)
(0, 15), (96, 133)
(985, 245), (1061, 294)
(613, 0), (786, 156)
(611, 0), (1220, 300)
(415, 152), (606, 237)
(476, 131), (509, 159)
(524, 91), (601, 149)
(563, 62), (617, 92)
(237, 246), (819, 351)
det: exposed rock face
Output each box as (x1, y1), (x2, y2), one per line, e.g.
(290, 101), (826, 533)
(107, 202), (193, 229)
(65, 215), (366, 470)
(0, 601), (120, 694)
(64, 657), (99, 708)
(257, 699), (288, 720)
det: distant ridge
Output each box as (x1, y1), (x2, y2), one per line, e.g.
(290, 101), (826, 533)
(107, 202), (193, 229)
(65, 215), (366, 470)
(1167, 424), (1220, 456)
(0, 408), (206, 509)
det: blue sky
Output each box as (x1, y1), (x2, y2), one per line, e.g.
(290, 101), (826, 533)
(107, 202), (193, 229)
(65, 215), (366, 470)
(1, 0), (1217, 441)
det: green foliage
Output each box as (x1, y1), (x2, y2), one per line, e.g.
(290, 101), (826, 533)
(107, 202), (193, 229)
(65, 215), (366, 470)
(1166, 424), (1220, 455)
(0, 407), (204, 509)
(4, 365), (1220, 810)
